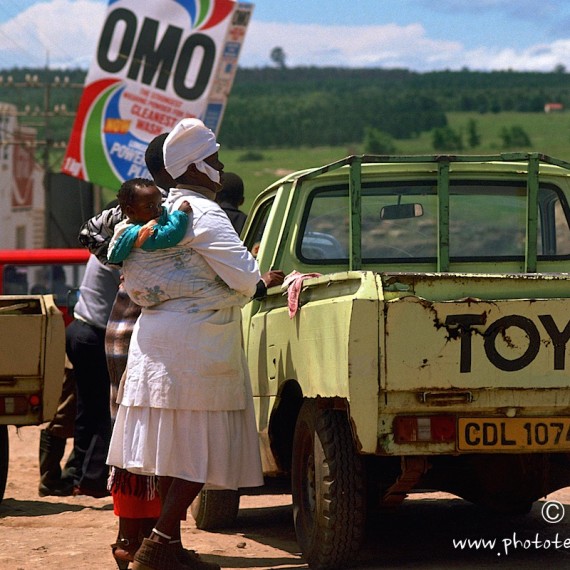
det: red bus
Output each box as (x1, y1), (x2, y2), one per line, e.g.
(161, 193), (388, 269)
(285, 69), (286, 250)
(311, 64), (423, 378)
(0, 249), (90, 323)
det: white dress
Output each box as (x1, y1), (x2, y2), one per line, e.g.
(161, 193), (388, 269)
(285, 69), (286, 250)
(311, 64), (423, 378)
(106, 187), (264, 490)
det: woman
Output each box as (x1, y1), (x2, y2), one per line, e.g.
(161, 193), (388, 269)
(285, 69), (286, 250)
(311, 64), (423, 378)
(107, 118), (284, 570)
(82, 134), (194, 568)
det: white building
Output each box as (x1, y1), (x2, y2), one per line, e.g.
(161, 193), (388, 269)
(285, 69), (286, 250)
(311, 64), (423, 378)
(0, 103), (45, 249)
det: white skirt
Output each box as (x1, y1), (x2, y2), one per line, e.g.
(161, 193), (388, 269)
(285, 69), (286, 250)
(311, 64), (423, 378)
(106, 377), (264, 490)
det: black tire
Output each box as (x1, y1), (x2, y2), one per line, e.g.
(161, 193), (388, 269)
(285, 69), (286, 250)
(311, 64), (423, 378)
(0, 425), (8, 505)
(291, 399), (366, 570)
(190, 489), (240, 530)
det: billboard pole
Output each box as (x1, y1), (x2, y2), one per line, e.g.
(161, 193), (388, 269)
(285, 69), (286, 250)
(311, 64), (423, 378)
(43, 62), (52, 246)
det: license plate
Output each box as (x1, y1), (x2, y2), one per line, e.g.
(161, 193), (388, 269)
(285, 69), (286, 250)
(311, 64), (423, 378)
(458, 418), (570, 451)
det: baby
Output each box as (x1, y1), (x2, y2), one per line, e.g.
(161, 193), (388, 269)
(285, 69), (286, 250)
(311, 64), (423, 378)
(108, 178), (191, 264)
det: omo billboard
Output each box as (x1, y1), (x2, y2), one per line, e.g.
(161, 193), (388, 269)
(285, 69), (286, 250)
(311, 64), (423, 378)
(62, 0), (253, 189)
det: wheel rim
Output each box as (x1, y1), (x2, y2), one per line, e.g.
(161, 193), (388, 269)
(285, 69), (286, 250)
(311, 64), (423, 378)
(304, 448), (316, 520)
(296, 424), (317, 537)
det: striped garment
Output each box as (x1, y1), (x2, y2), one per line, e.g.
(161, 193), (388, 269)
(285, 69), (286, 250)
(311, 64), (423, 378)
(78, 205), (123, 266)
(105, 286), (141, 419)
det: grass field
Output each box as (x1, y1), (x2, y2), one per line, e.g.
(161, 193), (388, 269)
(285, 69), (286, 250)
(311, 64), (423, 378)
(220, 145), (359, 211)
(447, 111), (570, 157)
(101, 111), (570, 211)
(219, 111), (570, 212)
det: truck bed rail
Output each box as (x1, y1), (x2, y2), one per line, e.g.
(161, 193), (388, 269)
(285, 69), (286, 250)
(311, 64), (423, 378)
(290, 153), (570, 273)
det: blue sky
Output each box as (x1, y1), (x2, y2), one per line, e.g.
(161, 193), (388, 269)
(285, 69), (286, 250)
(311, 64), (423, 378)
(1, 0), (570, 71)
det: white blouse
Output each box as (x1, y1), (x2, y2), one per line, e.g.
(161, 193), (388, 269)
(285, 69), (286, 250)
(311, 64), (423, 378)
(119, 186), (261, 411)
(121, 187), (260, 310)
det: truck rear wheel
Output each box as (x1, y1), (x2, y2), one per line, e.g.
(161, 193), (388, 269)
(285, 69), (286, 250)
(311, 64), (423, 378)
(291, 399), (366, 570)
(0, 425), (8, 504)
(190, 489), (240, 530)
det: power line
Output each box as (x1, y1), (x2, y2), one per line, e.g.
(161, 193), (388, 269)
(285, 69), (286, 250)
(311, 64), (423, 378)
(0, 3), (85, 70)
(0, 72), (83, 172)
(0, 3), (51, 68)
(0, 28), (44, 68)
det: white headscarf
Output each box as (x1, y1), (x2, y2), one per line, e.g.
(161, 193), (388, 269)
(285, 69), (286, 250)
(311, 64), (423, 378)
(163, 118), (221, 182)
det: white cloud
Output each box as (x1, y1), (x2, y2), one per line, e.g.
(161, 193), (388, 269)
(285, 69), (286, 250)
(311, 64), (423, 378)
(242, 21), (570, 71)
(460, 40), (570, 71)
(241, 21), (464, 69)
(0, 1), (567, 72)
(0, 0), (106, 69)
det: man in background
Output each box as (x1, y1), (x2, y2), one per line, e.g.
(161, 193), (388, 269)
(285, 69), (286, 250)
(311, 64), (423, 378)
(66, 253), (121, 497)
(216, 171), (247, 234)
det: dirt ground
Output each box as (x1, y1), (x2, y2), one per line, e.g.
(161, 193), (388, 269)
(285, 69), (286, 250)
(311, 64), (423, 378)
(0, 425), (300, 570)
(3, 425), (570, 570)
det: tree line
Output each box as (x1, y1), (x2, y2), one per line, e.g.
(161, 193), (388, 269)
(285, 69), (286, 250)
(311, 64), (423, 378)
(222, 67), (570, 148)
(0, 66), (568, 149)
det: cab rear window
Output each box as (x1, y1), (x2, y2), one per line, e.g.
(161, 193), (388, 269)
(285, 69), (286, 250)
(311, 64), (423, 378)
(298, 181), (570, 263)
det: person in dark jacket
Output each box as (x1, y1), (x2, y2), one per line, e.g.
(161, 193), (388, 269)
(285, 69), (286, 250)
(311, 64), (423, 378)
(216, 171), (247, 234)
(66, 254), (121, 497)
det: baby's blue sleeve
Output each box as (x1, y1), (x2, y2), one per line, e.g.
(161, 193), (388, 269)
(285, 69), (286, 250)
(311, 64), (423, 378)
(107, 224), (141, 263)
(141, 210), (189, 251)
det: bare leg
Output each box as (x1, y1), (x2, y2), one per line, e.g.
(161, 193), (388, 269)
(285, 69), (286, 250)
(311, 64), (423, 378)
(158, 476), (182, 541)
(133, 478), (219, 570)
(151, 477), (203, 542)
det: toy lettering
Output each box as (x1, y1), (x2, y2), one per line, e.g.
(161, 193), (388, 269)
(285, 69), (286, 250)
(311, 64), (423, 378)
(445, 313), (570, 372)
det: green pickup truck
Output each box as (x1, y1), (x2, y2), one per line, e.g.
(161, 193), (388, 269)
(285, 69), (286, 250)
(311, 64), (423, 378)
(196, 153), (570, 569)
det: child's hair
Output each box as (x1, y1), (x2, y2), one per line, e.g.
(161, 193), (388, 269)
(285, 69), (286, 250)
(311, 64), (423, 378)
(117, 178), (155, 211)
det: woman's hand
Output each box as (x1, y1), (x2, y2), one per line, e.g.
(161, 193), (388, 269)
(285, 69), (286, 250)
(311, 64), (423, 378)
(261, 270), (285, 289)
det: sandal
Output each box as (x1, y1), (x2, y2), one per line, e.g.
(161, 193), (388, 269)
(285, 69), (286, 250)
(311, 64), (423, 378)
(111, 536), (140, 570)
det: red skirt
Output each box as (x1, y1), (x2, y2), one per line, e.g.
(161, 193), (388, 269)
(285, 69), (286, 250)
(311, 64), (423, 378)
(109, 467), (161, 518)
(112, 491), (162, 518)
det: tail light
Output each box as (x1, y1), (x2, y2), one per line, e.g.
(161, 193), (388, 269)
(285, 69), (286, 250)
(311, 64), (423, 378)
(394, 415), (456, 443)
(29, 394), (41, 410)
(0, 394), (41, 415)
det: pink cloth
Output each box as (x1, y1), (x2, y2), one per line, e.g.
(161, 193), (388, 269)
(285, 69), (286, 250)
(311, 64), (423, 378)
(282, 270), (322, 318)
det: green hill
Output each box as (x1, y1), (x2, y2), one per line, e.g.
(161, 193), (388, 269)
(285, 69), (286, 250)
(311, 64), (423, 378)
(2, 66), (570, 207)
